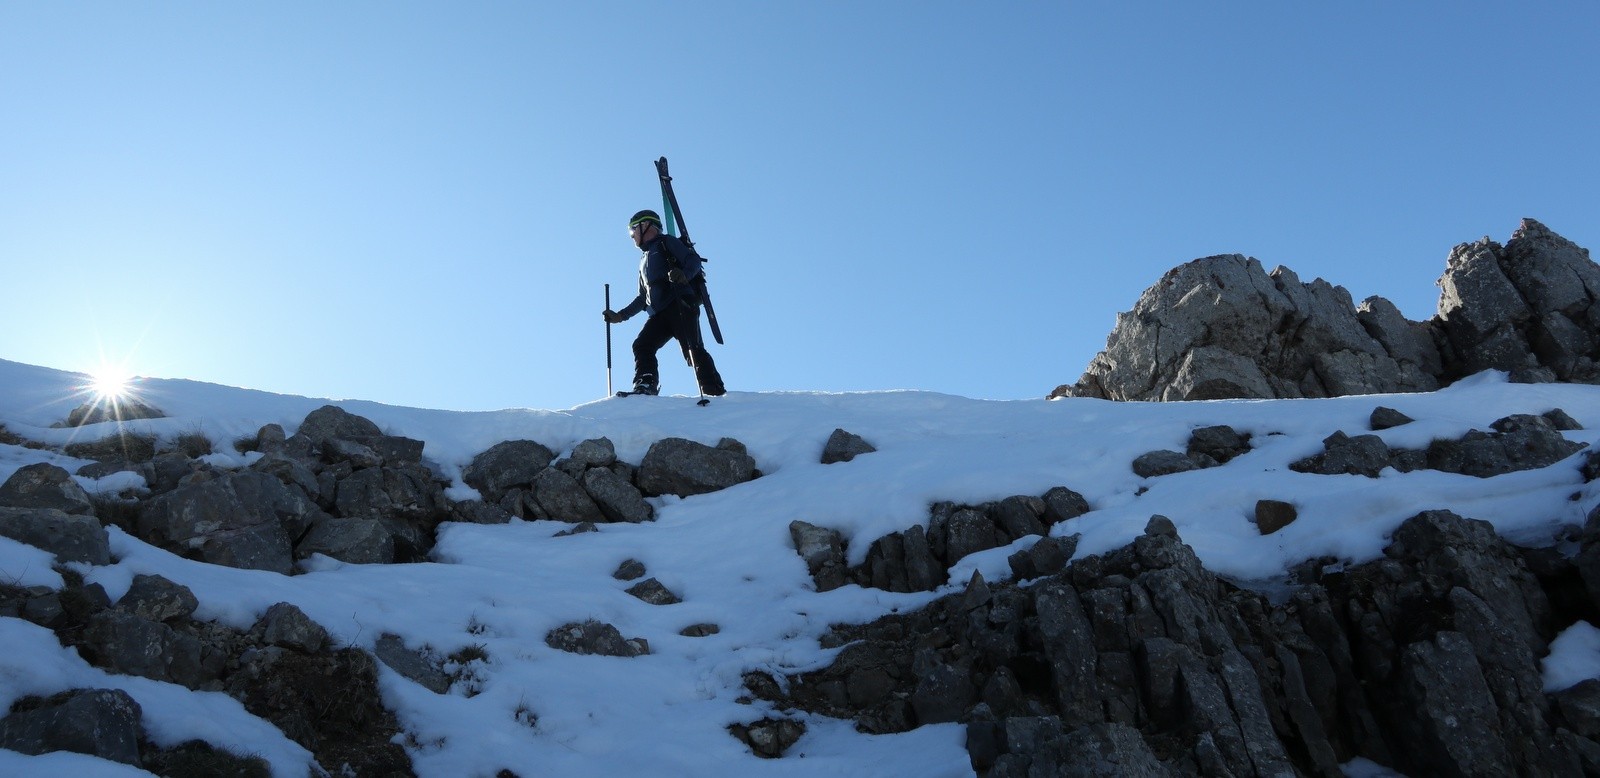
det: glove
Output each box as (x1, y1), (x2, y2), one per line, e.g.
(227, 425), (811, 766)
(603, 309), (624, 324)
(667, 268), (685, 284)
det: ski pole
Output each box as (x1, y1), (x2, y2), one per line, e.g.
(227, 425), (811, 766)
(604, 283), (613, 396)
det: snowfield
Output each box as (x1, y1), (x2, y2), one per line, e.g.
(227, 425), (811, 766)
(3, 357), (1600, 776)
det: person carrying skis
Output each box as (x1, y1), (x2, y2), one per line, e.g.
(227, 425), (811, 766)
(603, 209), (726, 397)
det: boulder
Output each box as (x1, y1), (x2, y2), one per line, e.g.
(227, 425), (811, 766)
(637, 437), (758, 497)
(297, 517), (396, 565)
(0, 507), (111, 565)
(137, 470), (319, 574)
(461, 439), (557, 503)
(581, 467), (653, 523)
(254, 602), (330, 653)
(0, 688), (144, 767)
(0, 462), (95, 514)
(822, 428), (877, 464)
(116, 574), (199, 623)
(545, 620), (647, 658)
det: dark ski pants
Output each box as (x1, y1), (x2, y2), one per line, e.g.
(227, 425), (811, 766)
(633, 302), (723, 393)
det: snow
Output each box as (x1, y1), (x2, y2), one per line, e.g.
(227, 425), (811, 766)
(2, 357), (1600, 776)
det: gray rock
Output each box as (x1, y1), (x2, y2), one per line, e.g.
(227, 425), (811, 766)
(323, 438), (382, 469)
(81, 610), (209, 688)
(625, 577), (682, 605)
(0, 462), (95, 514)
(1292, 431), (1393, 477)
(1131, 450), (1200, 478)
(729, 717), (806, 759)
(612, 559), (646, 581)
(0, 688), (144, 767)
(822, 428), (877, 464)
(116, 574), (198, 622)
(581, 467), (653, 523)
(637, 437), (757, 497)
(1053, 220), (1599, 401)
(790, 520), (849, 592)
(1186, 425), (1250, 464)
(137, 470), (316, 573)
(297, 517), (395, 565)
(66, 397), (165, 426)
(1370, 406), (1415, 430)
(373, 633), (450, 693)
(255, 602), (329, 653)
(567, 438), (617, 469)
(544, 620), (646, 657)
(0, 507), (111, 565)
(1254, 499), (1297, 535)
(530, 467), (606, 524)
(450, 499), (514, 525)
(461, 439), (556, 503)
(1042, 487), (1091, 524)
(288, 405), (384, 447)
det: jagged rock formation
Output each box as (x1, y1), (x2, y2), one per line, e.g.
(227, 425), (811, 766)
(755, 507), (1600, 776)
(1053, 218), (1598, 401)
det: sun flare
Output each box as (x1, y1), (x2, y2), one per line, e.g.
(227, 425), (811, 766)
(88, 369), (133, 402)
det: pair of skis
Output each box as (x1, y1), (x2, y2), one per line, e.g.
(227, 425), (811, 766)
(655, 156), (724, 345)
(606, 157), (722, 406)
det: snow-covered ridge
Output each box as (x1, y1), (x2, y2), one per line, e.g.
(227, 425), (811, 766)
(3, 357), (1600, 776)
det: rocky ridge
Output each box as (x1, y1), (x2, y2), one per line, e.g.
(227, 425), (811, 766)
(1052, 218), (1598, 401)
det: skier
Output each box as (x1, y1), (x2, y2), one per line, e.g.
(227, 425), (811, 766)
(603, 209), (726, 397)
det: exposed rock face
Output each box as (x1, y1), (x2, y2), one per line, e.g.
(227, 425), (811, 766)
(757, 510), (1600, 776)
(0, 462), (95, 514)
(1052, 219), (1596, 401)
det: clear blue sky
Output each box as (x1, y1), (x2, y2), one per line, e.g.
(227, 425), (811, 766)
(3, 2), (1596, 411)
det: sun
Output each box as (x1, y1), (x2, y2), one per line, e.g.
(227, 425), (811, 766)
(88, 368), (134, 402)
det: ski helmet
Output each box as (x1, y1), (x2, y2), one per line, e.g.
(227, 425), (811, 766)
(629, 209), (661, 229)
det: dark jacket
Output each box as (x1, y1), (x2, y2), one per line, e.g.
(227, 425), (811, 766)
(617, 234), (703, 318)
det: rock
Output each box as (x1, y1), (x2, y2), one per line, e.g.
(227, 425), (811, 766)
(567, 438), (617, 469)
(449, 499), (514, 525)
(297, 517), (396, 565)
(1370, 406), (1414, 430)
(1041, 487), (1091, 524)
(822, 428), (877, 464)
(0, 688), (144, 767)
(680, 623), (720, 637)
(1131, 450), (1200, 478)
(729, 718), (806, 759)
(637, 437), (758, 497)
(0, 462), (95, 514)
(529, 467), (606, 524)
(137, 470), (321, 574)
(226, 646), (411, 775)
(581, 467), (653, 523)
(116, 574), (198, 622)
(288, 405), (384, 447)
(374, 634), (451, 694)
(1254, 499), (1297, 535)
(461, 440), (557, 503)
(625, 578), (682, 605)
(66, 397), (165, 426)
(545, 620), (646, 658)
(1291, 431), (1393, 477)
(81, 610), (210, 688)
(1052, 220), (1600, 401)
(612, 559), (647, 581)
(790, 520), (849, 592)
(1186, 425), (1250, 464)
(254, 602), (329, 653)
(0, 507), (111, 565)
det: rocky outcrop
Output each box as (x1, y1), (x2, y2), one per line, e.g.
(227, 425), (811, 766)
(1053, 219), (1597, 401)
(756, 510), (1600, 776)
(790, 487), (1091, 594)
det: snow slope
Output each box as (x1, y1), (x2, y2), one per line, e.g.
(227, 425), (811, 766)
(3, 357), (1600, 776)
